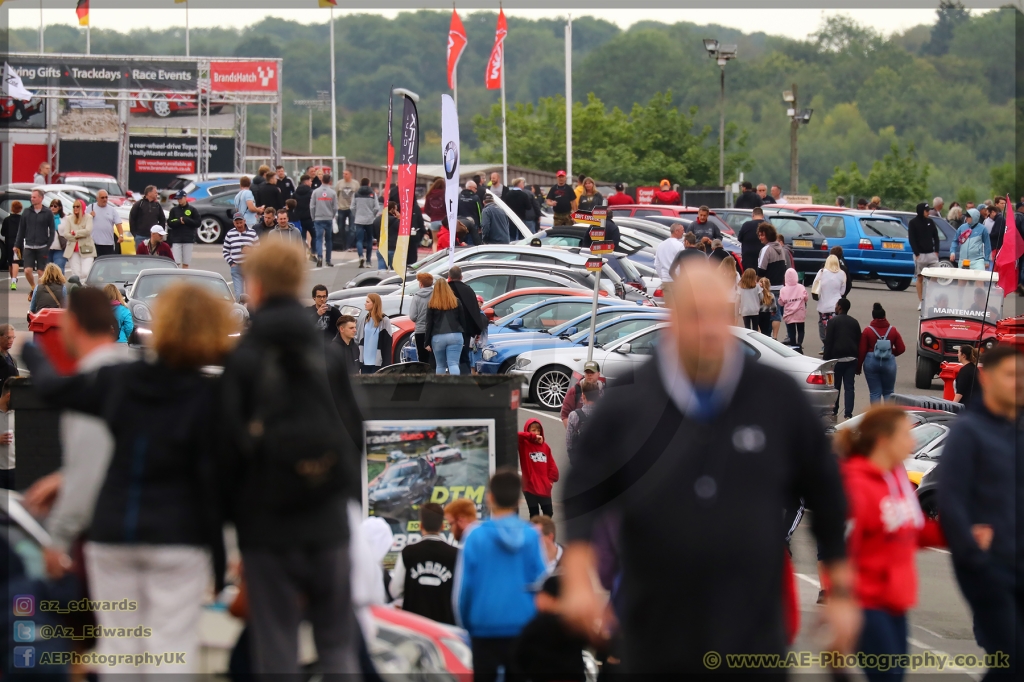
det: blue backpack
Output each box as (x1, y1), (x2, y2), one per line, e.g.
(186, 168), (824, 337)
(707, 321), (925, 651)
(872, 326), (893, 361)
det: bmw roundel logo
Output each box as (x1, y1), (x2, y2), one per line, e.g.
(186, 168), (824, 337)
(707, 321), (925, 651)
(443, 141), (458, 179)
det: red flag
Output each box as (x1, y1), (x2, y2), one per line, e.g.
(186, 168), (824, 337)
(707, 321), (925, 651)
(485, 9), (507, 90)
(995, 195), (1022, 296)
(447, 9), (468, 89)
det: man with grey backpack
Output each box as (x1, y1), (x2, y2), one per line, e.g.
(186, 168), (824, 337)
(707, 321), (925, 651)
(857, 302), (906, 404)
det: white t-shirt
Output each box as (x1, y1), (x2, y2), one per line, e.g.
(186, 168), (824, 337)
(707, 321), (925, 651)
(654, 237), (685, 281)
(89, 203), (121, 246)
(0, 409), (13, 471)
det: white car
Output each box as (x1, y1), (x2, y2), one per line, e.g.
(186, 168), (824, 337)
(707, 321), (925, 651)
(424, 443), (463, 465)
(512, 325), (839, 423)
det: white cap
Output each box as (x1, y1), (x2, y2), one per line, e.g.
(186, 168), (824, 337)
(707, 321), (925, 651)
(150, 225), (167, 236)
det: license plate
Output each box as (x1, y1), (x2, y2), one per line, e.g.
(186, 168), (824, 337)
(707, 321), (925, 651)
(793, 239), (813, 248)
(882, 242), (904, 250)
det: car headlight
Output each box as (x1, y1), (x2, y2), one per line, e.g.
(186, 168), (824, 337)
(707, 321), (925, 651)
(340, 305), (361, 317)
(231, 307), (246, 322)
(131, 304), (152, 321)
(515, 357), (531, 369)
(136, 327), (152, 335)
(482, 349), (497, 361)
(922, 334), (934, 347)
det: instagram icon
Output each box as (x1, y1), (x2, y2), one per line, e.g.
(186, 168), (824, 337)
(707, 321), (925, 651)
(13, 595), (35, 617)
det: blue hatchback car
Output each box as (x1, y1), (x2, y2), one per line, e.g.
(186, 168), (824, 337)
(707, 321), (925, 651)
(800, 210), (914, 290)
(475, 307), (665, 374)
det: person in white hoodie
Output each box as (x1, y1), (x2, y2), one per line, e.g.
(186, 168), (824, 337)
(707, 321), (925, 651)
(349, 509), (394, 643)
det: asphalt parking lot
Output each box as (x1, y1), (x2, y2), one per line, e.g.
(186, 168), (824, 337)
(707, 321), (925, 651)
(4, 243), (1014, 677)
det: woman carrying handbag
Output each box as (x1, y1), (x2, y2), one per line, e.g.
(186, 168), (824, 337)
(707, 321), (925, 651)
(61, 199), (97, 280)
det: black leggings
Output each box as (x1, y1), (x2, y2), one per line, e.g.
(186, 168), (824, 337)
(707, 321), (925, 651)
(742, 315), (759, 330)
(523, 491), (553, 518)
(757, 311), (773, 336)
(786, 322), (805, 350)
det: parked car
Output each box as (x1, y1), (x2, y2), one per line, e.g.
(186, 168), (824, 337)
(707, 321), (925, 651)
(368, 457), (437, 517)
(797, 210), (914, 290)
(876, 210), (958, 262)
(369, 606), (473, 677)
(182, 191), (239, 244)
(52, 173), (132, 205)
(130, 91), (223, 118)
(486, 296), (636, 339)
(476, 309), (667, 375)
(606, 204), (734, 236)
(424, 443), (464, 465)
(125, 268), (247, 341)
(513, 325), (838, 421)
(836, 407), (956, 486)
(85, 254), (177, 294)
(915, 267), (1004, 388)
(481, 287), (603, 322)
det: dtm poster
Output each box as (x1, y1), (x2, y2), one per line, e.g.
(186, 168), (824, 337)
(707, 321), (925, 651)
(363, 419), (495, 567)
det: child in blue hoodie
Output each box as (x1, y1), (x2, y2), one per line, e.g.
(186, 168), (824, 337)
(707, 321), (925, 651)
(454, 469), (548, 682)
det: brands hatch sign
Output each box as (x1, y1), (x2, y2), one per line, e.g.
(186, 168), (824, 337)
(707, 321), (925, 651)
(209, 61), (278, 92)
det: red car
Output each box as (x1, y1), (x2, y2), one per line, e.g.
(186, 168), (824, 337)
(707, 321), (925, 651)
(606, 203), (734, 236)
(770, 203), (849, 213)
(371, 606), (472, 679)
(1, 96), (43, 122)
(481, 286), (601, 322)
(130, 92), (223, 118)
(52, 172), (131, 205)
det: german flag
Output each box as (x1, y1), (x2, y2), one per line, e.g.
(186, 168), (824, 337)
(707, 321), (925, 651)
(76, 0), (89, 26)
(319, 0), (338, 6)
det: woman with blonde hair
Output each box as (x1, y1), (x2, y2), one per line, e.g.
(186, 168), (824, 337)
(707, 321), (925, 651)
(576, 177), (604, 213)
(103, 283), (134, 343)
(737, 268), (760, 330)
(22, 283), (234, 674)
(811, 254), (848, 342)
(356, 292), (393, 373)
(61, 199), (96, 280)
(28, 262), (67, 313)
(424, 278), (466, 375)
(756, 277), (777, 336)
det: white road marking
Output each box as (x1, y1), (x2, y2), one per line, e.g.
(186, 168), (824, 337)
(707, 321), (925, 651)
(795, 573), (821, 588)
(927, 547), (951, 555)
(907, 638), (981, 681)
(913, 624), (945, 640)
(519, 408), (562, 421)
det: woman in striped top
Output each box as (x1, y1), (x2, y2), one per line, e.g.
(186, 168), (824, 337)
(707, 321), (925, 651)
(222, 212), (260, 301)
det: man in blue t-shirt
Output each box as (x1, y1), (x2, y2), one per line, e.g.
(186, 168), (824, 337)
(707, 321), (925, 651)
(233, 176), (261, 228)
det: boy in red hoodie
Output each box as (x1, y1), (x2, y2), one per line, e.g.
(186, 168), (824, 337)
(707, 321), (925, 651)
(518, 419), (559, 517)
(837, 405), (944, 682)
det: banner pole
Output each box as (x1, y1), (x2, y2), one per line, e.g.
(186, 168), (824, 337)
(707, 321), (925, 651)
(329, 5), (338, 176)
(39, 0), (44, 53)
(453, 67), (457, 111)
(500, 48), (507, 186)
(586, 261), (601, 363)
(185, 0), (190, 57)
(86, 24), (91, 55)
(565, 16), (572, 180)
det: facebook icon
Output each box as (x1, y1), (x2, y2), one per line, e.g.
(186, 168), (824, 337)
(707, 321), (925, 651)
(13, 646), (35, 668)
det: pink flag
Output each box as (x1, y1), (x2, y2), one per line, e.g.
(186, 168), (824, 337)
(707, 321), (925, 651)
(485, 9), (507, 90)
(995, 195), (1022, 296)
(447, 9), (468, 89)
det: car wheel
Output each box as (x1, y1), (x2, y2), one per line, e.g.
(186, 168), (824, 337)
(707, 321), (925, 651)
(884, 277), (912, 292)
(152, 96), (172, 118)
(13, 106), (25, 122)
(918, 491), (938, 520)
(915, 355), (938, 390)
(395, 332), (413, 362)
(530, 365), (572, 410)
(197, 217), (224, 244)
(499, 359), (517, 375)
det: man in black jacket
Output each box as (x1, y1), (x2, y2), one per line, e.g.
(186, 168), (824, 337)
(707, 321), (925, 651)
(309, 284), (342, 342)
(458, 183), (483, 246)
(127, 185), (165, 241)
(939, 345), (1024, 678)
(823, 297), (861, 420)
(220, 241), (361, 675)
(448, 265), (485, 374)
(167, 190), (201, 269)
(275, 166), (295, 203)
(255, 172), (284, 213)
(389, 502), (458, 624)
(293, 175), (314, 248)
(737, 207), (765, 272)
(908, 202), (939, 309)
(333, 315), (360, 374)
(733, 181), (763, 209)
(558, 257), (857, 673)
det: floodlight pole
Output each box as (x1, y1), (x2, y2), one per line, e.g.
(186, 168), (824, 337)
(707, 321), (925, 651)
(789, 83), (798, 195)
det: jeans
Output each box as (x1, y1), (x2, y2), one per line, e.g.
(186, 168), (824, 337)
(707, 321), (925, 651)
(857, 609), (908, 682)
(863, 354), (897, 403)
(525, 219), (538, 233)
(230, 264), (244, 301)
(431, 332), (464, 375)
(377, 250), (395, 270)
(49, 248), (67, 273)
(299, 219), (314, 244)
(337, 209), (354, 249)
(818, 312), (835, 342)
(355, 224), (374, 259)
(833, 360), (857, 419)
(785, 322), (805, 350)
(313, 220), (333, 261)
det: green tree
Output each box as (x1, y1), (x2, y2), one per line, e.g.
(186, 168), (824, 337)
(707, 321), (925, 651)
(826, 143), (929, 210)
(923, 1), (970, 56)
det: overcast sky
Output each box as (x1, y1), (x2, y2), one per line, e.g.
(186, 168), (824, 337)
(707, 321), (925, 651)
(4, 6), (970, 42)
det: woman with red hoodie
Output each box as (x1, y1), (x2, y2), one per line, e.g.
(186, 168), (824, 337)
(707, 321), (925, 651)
(518, 418), (559, 517)
(857, 303), (906, 404)
(836, 406), (944, 682)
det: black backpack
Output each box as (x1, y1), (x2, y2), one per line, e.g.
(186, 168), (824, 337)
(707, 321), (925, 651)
(237, 344), (351, 511)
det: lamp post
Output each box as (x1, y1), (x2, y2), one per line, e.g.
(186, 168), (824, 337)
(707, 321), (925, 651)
(703, 39), (737, 188)
(294, 91), (331, 154)
(782, 84), (813, 195)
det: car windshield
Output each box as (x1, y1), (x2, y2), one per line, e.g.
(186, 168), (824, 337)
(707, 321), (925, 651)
(921, 277), (1004, 321)
(551, 308), (632, 336)
(744, 330), (802, 357)
(76, 180), (125, 196)
(912, 424), (946, 453)
(133, 274), (234, 302)
(610, 255), (643, 283)
(87, 258), (173, 284)
(381, 463), (418, 485)
(860, 219), (907, 239)
(769, 217), (818, 238)
(571, 317), (660, 345)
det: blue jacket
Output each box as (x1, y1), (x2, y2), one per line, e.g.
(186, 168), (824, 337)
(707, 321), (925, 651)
(950, 210), (991, 266)
(112, 303), (134, 343)
(454, 514), (547, 637)
(938, 401), (1022, 575)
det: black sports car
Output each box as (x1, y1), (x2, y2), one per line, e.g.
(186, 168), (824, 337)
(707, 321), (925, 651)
(368, 457), (438, 517)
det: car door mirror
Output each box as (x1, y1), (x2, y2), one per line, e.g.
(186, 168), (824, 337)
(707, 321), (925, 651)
(483, 307), (495, 320)
(508, 317), (524, 330)
(123, 285), (131, 299)
(615, 342), (631, 354)
(560, 326), (578, 337)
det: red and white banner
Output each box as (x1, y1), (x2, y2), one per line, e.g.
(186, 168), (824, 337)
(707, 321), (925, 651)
(447, 9), (468, 89)
(391, 95), (419, 280)
(485, 9), (507, 90)
(209, 61), (278, 92)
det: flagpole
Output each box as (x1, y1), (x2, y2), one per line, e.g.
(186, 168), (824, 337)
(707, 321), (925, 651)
(86, 23), (91, 55)
(329, 5), (337, 176)
(185, 0), (190, 57)
(500, 45), (507, 186)
(565, 15), (572, 181)
(452, 68), (457, 111)
(39, 0), (44, 53)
